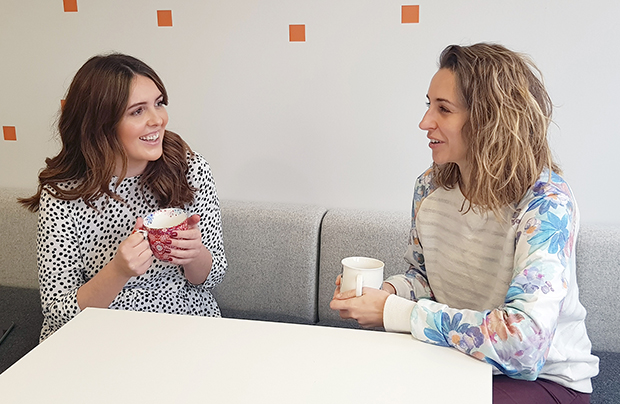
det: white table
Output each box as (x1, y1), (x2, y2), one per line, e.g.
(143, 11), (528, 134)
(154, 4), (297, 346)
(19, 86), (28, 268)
(0, 308), (491, 403)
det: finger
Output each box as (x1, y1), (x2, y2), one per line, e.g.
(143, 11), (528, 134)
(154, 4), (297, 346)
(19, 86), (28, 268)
(186, 214), (200, 228)
(133, 217), (144, 231)
(339, 310), (353, 320)
(167, 240), (204, 258)
(137, 240), (153, 256)
(137, 250), (154, 268)
(174, 232), (202, 245)
(167, 247), (195, 261)
(329, 298), (346, 311)
(171, 227), (201, 241)
(335, 288), (357, 300)
(332, 286), (341, 300)
(168, 257), (191, 266)
(381, 282), (396, 295)
(335, 274), (342, 286)
(126, 231), (148, 247)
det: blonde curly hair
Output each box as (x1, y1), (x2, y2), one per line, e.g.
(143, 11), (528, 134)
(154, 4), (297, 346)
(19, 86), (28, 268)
(432, 43), (560, 216)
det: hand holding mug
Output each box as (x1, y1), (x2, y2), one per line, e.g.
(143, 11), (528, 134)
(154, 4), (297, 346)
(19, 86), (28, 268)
(112, 217), (153, 278)
(330, 279), (391, 329)
(166, 214), (206, 266)
(330, 257), (389, 328)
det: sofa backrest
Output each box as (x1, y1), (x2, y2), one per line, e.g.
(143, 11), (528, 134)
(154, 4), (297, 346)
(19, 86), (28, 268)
(575, 223), (620, 352)
(213, 200), (326, 324)
(1, 189), (619, 354)
(0, 188), (38, 289)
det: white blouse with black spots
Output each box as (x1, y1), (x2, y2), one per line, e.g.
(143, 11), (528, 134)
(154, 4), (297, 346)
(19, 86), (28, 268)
(37, 152), (227, 341)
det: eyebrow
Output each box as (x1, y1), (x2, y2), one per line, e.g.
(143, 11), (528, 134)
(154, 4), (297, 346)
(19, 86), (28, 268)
(426, 94), (459, 107)
(126, 94), (164, 111)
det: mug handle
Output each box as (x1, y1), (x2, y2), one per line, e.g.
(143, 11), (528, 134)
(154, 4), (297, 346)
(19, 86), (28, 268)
(132, 228), (148, 240)
(355, 274), (364, 297)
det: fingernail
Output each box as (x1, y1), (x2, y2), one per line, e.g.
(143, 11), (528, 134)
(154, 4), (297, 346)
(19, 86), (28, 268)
(165, 240), (172, 244)
(171, 232), (178, 237)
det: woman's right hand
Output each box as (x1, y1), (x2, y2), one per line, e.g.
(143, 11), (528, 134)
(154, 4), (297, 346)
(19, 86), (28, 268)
(77, 218), (154, 310)
(111, 218), (153, 278)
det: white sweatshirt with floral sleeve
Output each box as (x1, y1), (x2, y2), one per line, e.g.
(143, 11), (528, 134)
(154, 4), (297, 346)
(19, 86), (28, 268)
(383, 168), (599, 393)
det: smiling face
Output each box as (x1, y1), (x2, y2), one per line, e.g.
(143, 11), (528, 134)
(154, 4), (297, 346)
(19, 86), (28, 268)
(115, 75), (169, 177)
(419, 68), (470, 178)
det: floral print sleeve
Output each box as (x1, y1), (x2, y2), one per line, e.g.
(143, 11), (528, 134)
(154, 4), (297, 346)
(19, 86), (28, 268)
(408, 171), (576, 380)
(386, 168), (435, 301)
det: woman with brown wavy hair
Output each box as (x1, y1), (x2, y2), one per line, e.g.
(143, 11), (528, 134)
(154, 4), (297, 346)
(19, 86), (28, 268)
(331, 43), (598, 403)
(20, 53), (227, 341)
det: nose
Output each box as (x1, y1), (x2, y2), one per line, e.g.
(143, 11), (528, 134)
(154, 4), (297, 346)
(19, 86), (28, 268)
(419, 109), (435, 131)
(147, 108), (165, 127)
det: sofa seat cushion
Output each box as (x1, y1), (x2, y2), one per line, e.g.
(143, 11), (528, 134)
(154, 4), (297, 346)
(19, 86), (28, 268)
(590, 350), (620, 404)
(0, 286), (42, 374)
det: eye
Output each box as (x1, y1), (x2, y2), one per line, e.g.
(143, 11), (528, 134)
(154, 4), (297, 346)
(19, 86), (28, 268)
(130, 107), (144, 116)
(439, 105), (451, 113)
(425, 102), (430, 108)
(156, 100), (166, 107)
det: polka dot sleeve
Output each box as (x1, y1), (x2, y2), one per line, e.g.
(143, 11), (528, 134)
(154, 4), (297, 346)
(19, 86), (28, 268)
(37, 186), (84, 338)
(185, 152), (227, 290)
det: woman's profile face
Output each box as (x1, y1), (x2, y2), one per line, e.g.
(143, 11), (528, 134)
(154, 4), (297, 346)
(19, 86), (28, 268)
(115, 75), (168, 177)
(419, 68), (469, 175)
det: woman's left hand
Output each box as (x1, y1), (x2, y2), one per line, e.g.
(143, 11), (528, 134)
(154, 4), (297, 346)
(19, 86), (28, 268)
(167, 214), (213, 285)
(329, 275), (391, 329)
(166, 214), (206, 265)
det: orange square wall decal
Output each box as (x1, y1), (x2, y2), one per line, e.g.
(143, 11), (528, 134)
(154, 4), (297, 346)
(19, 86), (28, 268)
(402, 5), (419, 23)
(62, 0), (77, 13)
(3, 126), (17, 141)
(289, 25), (305, 42)
(63, 0), (78, 12)
(157, 10), (173, 27)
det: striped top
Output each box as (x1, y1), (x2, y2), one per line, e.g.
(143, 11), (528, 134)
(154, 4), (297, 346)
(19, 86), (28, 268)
(414, 186), (515, 311)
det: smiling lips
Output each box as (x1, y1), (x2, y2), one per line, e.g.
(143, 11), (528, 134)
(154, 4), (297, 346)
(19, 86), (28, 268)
(140, 132), (160, 142)
(429, 138), (443, 147)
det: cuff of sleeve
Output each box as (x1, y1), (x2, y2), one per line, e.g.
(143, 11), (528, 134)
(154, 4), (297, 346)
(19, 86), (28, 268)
(383, 294), (415, 333)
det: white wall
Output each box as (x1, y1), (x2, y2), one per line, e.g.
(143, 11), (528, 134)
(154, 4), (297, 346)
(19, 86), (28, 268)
(1, 0), (619, 224)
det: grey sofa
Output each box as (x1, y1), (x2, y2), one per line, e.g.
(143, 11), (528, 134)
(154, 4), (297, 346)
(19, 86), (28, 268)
(1, 187), (618, 402)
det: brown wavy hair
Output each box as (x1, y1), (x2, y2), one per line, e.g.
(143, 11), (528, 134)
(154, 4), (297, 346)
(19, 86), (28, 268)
(20, 53), (195, 212)
(432, 43), (560, 215)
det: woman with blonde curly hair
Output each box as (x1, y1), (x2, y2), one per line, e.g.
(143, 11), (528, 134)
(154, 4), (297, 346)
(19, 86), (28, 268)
(331, 43), (598, 403)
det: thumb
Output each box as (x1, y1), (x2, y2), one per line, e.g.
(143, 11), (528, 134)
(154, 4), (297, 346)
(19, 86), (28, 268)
(187, 214), (200, 227)
(134, 217), (144, 231)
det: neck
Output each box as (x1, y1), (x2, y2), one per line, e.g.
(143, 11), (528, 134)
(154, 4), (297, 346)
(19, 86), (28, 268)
(114, 159), (148, 178)
(457, 163), (470, 195)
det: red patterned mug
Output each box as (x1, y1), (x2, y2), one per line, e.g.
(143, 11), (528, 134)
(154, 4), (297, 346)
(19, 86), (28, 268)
(136, 208), (189, 261)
